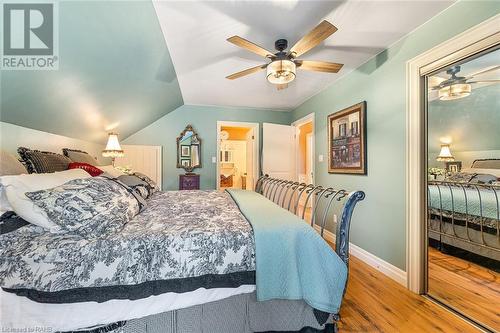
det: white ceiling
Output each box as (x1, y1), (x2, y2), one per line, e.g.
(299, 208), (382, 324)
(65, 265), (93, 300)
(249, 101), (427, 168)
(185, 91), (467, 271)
(154, 0), (454, 110)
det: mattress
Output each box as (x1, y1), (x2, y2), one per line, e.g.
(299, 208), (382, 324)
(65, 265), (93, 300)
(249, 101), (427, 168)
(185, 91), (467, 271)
(0, 286), (256, 331)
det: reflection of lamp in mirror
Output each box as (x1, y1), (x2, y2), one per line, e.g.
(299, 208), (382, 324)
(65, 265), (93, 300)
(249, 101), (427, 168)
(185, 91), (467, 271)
(436, 144), (454, 162)
(102, 133), (124, 166)
(438, 83), (471, 100)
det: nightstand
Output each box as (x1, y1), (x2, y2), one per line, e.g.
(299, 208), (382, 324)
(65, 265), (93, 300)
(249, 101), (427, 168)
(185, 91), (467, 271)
(179, 174), (200, 190)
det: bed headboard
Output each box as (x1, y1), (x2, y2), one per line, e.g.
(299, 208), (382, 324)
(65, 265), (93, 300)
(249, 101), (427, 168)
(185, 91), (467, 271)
(471, 159), (500, 169)
(254, 175), (365, 267)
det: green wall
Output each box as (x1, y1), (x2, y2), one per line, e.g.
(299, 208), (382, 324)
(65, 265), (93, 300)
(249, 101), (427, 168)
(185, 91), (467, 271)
(291, 1), (500, 270)
(0, 1), (183, 144)
(428, 84), (500, 168)
(124, 105), (291, 190)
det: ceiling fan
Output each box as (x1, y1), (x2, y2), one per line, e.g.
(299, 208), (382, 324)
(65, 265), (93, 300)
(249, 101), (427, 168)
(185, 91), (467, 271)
(429, 65), (500, 101)
(225, 20), (343, 90)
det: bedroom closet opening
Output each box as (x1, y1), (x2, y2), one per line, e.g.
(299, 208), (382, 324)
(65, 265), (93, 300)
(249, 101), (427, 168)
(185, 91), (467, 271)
(425, 46), (499, 331)
(217, 122), (258, 191)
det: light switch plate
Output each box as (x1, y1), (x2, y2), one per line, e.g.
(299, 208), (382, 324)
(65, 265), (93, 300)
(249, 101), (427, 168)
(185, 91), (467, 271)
(318, 154), (324, 162)
(212, 156), (217, 163)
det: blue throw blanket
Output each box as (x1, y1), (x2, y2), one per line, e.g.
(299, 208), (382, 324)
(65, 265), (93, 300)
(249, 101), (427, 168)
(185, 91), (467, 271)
(227, 189), (348, 314)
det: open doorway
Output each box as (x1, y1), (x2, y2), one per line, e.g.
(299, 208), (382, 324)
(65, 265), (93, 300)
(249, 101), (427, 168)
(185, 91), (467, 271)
(216, 121), (259, 191)
(292, 113), (315, 223)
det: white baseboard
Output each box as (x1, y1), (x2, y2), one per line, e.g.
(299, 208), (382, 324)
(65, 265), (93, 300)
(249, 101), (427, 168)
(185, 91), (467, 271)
(314, 225), (407, 287)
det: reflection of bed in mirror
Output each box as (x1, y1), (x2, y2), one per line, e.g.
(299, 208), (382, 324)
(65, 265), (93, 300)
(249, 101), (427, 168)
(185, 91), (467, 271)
(428, 159), (500, 263)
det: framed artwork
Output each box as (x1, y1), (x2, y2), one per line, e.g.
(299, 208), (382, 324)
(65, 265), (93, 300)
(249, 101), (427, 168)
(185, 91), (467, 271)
(181, 159), (191, 168)
(181, 145), (191, 157)
(445, 161), (462, 174)
(327, 101), (367, 174)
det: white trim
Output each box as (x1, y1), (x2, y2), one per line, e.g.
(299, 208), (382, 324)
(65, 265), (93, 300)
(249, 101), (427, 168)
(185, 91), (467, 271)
(406, 15), (500, 293)
(314, 225), (407, 286)
(216, 121), (260, 190)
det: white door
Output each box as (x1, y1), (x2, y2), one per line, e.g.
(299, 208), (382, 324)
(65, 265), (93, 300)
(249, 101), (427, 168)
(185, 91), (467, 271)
(245, 128), (254, 190)
(262, 123), (296, 180)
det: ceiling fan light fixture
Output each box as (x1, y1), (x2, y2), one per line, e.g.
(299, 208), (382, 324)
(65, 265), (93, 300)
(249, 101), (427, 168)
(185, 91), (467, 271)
(266, 59), (296, 85)
(438, 83), (471, 101)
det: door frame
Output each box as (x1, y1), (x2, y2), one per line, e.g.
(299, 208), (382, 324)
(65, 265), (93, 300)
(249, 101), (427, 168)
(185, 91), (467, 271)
(292, 112), (315, 185)
(405, 14), (499, 293)
(216, 121), (260, 190)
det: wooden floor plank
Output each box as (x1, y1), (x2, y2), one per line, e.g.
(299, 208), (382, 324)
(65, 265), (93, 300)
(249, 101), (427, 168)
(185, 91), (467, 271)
(334, 247), (482, 332)
(428, 246), (500, 331)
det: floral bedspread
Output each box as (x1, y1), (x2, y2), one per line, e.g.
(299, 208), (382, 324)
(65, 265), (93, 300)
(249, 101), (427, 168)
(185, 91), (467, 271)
(0, 190), (255, 300)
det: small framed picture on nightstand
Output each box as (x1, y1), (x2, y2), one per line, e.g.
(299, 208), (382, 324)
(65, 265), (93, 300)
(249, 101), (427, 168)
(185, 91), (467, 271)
(445, 161), (462, 174)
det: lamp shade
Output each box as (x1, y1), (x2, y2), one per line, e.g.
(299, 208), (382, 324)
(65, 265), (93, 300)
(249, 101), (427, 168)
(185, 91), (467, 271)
(438, 83), (471, 101)
(266, 59), (296, 84)
(436, 144), (454, 162)
(102, 133), (124, 158)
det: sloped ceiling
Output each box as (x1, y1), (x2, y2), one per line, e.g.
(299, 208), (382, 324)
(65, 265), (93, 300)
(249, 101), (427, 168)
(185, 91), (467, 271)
(153, 0), (454, 110)
(0, 1), (183, 144)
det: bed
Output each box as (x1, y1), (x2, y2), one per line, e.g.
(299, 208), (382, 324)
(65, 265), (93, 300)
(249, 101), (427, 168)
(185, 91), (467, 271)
(427, 159), (500, 264)
(0, 150), (365, 333)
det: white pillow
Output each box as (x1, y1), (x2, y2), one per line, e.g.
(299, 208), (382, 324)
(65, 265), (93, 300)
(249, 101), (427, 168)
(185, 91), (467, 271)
(462, 168), (500, 178)
(0, 169), (91, 231)
(99, 165), (127, 178)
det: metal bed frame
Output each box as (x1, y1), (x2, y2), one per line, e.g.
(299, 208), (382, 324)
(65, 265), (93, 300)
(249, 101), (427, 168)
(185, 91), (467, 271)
(427, 180), (500, 261)
(255, 175), (365, 332)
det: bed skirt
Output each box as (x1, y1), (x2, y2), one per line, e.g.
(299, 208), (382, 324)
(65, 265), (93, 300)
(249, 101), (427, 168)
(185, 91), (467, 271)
(69, 292), (333, 333)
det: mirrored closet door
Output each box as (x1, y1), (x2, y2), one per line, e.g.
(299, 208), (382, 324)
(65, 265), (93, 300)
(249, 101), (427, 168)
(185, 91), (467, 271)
(425, 46), (500, 331)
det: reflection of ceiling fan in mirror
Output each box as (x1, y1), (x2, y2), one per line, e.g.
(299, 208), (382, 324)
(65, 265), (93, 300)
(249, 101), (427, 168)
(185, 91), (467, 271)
(225, 20), (343, 90)
(429, 65), (500, 101)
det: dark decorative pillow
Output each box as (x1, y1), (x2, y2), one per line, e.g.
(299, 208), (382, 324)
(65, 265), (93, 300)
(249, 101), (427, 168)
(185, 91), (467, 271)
(68, 162), (103, 177)
(25, 177), (140, 238)
(117, 173), (157, 200)
(0, 211), (30, 235)
(62, 148), (99, 166)
(445, 172), (477, 183)
(17, 147), (72, 174)
(133, 172), (158, 193)
(471, 174), (498, 184)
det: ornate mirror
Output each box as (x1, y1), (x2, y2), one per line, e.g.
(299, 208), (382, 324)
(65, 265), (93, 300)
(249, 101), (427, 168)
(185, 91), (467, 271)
(177, 125), (201, 173)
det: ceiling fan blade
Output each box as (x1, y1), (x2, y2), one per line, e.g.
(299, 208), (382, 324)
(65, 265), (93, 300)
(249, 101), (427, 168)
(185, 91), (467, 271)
(276, 83), (288, 90)
(468, 79), (500, 84)
(296, 60), (343, 73)
(227, 36), (275, 58)
(465, 65), (500, 79)
(428, 76), (446, 88)
(289, 20), (338, 58)
(226, 64), (267, 80)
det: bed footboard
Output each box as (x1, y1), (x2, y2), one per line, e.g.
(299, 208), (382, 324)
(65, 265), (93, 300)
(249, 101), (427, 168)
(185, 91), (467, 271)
(255, 175), (364, 332)
(427, 180), (500, 261)
(255, 175), (365, 266)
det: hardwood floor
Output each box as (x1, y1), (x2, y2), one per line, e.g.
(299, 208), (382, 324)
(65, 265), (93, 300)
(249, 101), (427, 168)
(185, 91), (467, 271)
(428, 246), (500, 331)
(335, 250), (482, 332)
